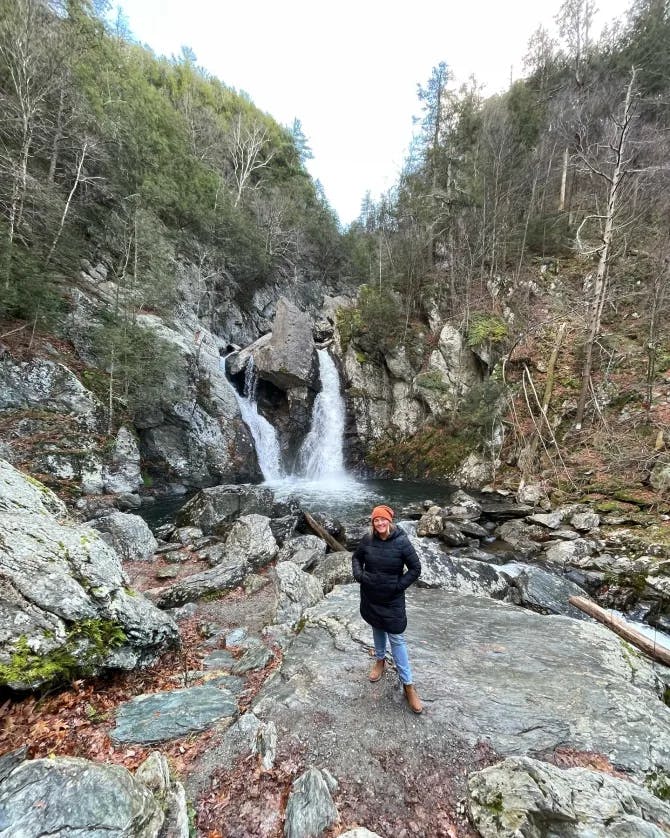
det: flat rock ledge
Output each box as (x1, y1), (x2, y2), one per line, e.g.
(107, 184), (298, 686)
(111, 684), (238, 744)
(468, 755), (670, 837)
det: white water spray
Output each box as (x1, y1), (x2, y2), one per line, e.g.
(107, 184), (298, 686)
(299, 349), (346, 478)
(226, 355), (284, 481)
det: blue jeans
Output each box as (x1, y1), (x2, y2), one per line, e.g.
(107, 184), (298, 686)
(372, 627), (413, 685)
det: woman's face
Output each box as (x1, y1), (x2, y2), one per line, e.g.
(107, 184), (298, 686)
(372, 516), (390, 538)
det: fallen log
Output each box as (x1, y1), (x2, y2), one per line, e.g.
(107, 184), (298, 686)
(304, 511), (347, 553)
(569, 596), (670, 667)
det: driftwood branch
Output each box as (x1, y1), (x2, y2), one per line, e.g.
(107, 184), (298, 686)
(304, 511), (347, 553)
(569, 596), (670, 666)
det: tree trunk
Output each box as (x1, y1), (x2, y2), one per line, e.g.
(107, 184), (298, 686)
(569, 596), (670, 667)
(575, 69), (638, 430)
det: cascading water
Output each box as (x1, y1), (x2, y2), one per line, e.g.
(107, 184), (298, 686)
(225, 346), (379, 513)
(298, 349), (346, 479)
(227, 355), (284, 481)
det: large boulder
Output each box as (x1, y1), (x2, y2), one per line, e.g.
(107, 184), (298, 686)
(102, 426), (142, 494)
(0, 357), (108, 491)
(176, 484), (275, 534)
(89, 511), (158, 562)
(467, 756), (670, 838)
(0, 749), (188, 837)
(253, 297), (317, 392)
(222, 514), (278, 569)
(0, 460), (178, 690)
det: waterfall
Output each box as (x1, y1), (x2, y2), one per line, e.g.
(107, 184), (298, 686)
(298, 349), (346, 479)
(226, 355), (284, 481)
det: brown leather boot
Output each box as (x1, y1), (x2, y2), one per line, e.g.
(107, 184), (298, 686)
(403, 683), (423, 714)
(369, 658), (385, 682)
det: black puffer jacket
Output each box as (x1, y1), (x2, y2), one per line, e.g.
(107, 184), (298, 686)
(351, 526), (421, 634)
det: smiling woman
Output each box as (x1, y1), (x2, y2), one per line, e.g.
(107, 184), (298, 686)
(351, 503), (423, 713)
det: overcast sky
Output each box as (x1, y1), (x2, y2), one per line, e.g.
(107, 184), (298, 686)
(118, 0), (631, 225)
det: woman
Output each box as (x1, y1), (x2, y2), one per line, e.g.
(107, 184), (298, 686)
(351, 504), (423, 714)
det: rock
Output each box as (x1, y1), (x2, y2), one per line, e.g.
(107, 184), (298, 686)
(457, 520), (489, 538)
(312, 551), (355, 593)
(278, 535), (327, 568)
(650, 460), (670, 491)
(544, 538), (594, 567)
(516, 480), (549, 507)
(0, 753), (178, 837)
(498, 563), (591, 619)
(412, 536), (509, 598)
(467, 756), (670, 838)
(224, 514), (278, 569)
(338, 831), (382, 838)
(527, 511), (564, 529)
(413, 324), (482, 418)
(0, 461), (177, 691)
(176, 484), (275, 534)
(0, 458), (67, 518)
(145, 554), (249, 608)
(254, 587), (670, 781)
(495, 519), (543, 555)
(89, 512), (158, 562)
(450, 489), (483, 518)
(111, 685), (238, 743)
(175, 526), (203, 545)
(571, 511), (601, 531)
(438, 520), (470, 547)
(102, 426), (143, 494)
(416, 505), (446, 537)
(0, 357), (103, 430)
(134, 752), (189, 838)
(273, 562), (324, 628)
(230, 645), (274, 675)
(283, 767), (339, 838)
(270, 514), (300, 546)
(452, 452), (496, 490)
(131, 315), (259, 488)
(253, 297), (317, 391)
(117, 492), (142, 510)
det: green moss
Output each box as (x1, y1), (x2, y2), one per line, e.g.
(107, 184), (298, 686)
(466, 313), (509, 347)
(367, 424), (474, 480)
(645, 771), (670, 801)
(0, 619), (127, 689)
(25, 474), (50, 494)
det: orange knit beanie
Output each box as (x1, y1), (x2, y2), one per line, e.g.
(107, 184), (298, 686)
(371, 504), (394, 522)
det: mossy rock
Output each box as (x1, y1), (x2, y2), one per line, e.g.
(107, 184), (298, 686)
(0, 619), (127, 691)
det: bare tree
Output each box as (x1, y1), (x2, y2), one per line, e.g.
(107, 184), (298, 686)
(0, 0), (61, 285)
(574, 68), (639, 429)
(225, 113), (276, 206)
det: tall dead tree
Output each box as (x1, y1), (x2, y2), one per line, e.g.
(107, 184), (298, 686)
(574, 68), (639, 430)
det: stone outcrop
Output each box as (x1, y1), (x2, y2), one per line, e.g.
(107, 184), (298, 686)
(0, 460), (178, 690)
(133, 314), (259, 490)
(0, 749), (188, 837)
(468, 756), (670, 838)
(254, 586), (670, 783)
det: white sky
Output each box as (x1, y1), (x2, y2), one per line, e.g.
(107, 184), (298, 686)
(118, 0), (631, 225)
